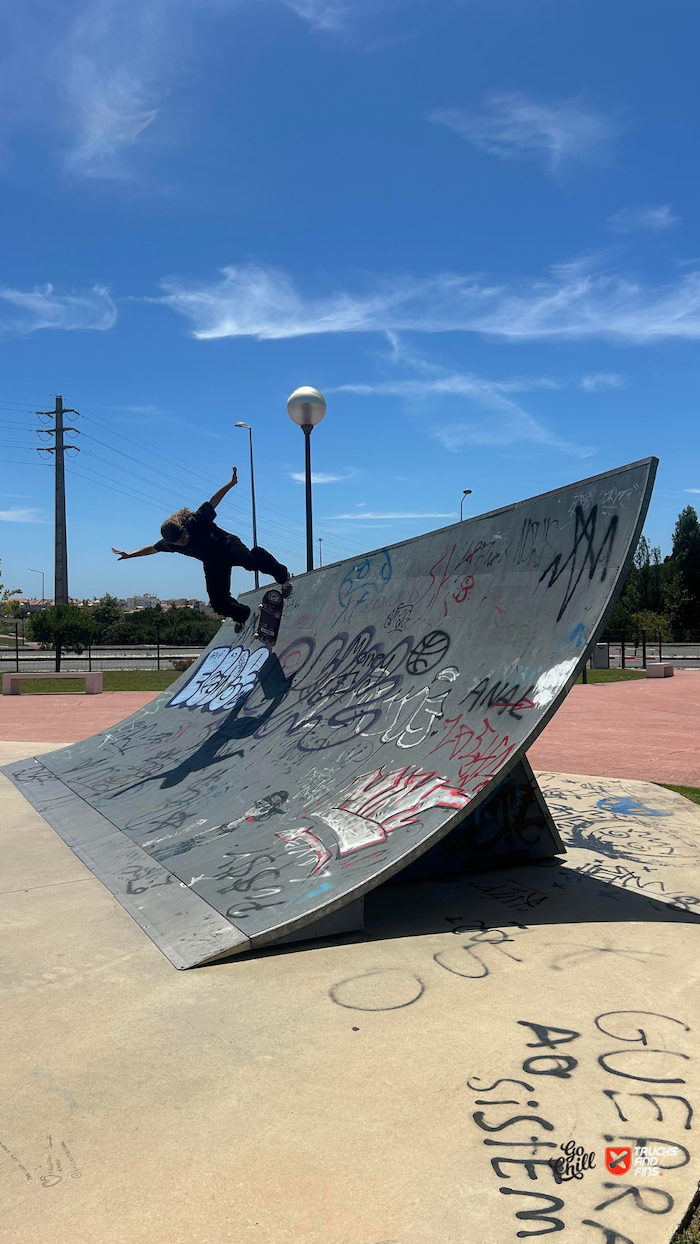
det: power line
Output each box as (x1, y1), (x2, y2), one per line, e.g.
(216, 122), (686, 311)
(72, 401), (359, 559)
(0, 388), (363, 564)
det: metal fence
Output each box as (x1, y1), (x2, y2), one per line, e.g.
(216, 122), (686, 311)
(598, 630), (700, 669)
(0, 623), (204, 673)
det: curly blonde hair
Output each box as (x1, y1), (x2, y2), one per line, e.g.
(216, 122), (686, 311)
(161, 507), (194, 542)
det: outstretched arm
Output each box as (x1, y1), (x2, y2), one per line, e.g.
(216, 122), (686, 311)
(209, 466), (237, 511)
(112, 545), (158, 560)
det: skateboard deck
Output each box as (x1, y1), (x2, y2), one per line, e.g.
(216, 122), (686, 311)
(254, 587), (285, 645)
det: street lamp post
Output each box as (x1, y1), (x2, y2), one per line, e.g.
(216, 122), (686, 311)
(287, 387), (326, 573)
(234, 422), (259, 589)
(460, 489), (472, 522)
(28, 567), (45, 602)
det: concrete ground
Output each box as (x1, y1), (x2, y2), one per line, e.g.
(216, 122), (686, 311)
(3, 736), (700, 1244)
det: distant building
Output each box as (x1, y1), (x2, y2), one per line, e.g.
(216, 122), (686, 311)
(161, 598), (208, 611)
(125, 593), (161, 612)
(15, 598), (51, 615)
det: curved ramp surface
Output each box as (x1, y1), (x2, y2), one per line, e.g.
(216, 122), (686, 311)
(4, 458), (656, 966)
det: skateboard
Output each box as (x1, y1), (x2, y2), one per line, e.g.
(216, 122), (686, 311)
(253, 583), (292, 646)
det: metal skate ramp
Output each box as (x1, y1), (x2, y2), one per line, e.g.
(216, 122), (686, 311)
(2, 458), (657, 967)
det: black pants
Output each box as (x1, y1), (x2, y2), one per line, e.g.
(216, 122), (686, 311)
(204, 537), (289, 621)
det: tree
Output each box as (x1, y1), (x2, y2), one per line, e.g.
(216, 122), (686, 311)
(26, 605), (95, 672)
(608, 536), (669, 636)
(633, 536), (666, 615)
(98, 605), (219, 646)
(91, 594), (123, 641)
(0, 558), (22, 617)
(666, 506), (700, 637)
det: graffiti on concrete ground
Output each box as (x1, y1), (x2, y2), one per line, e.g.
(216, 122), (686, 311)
(542, 775), (700, 866)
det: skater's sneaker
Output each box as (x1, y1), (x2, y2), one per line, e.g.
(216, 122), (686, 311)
(281, 579), (293, 600)
(230, 602), (251, 625)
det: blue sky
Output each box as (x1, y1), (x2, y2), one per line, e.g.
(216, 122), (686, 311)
(1, 0), (699, 602)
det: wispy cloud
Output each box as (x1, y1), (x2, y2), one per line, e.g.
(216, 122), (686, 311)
(429, 93), (624, 174)
(329, 511), (457, 520)
(0, 508), (43, 522)
(290, 470), (354, 483)
(338, 371), (590, 457)
(608, 204), (680, 233)
(0, 284), (116, 336)
(580, 373), (625, 392)
(4, 0), (345, 181)
(284, 0), (347, 30)
(51, 0), (176, 180)
(118, 405), (166, 416)
(686, 489), (700, 495)
(158, 259), (700, 344)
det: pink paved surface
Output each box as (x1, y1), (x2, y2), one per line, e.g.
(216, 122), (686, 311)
(0, 691), (159, 742)
(1, 676), (698, 785)
(528, 670), (700, 786)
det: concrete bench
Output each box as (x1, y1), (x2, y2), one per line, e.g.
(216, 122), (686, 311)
(2, 671), (103, 695)
(646, 663), (674, 679)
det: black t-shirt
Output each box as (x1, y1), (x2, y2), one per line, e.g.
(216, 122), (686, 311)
(154, 503), (230, 564)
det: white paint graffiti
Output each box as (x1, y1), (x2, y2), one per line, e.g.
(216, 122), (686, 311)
(317, 764), (471, 856)
(531, 657), (578, 708)
(276, 827), (333, 875)
(367, 666), (460, 748)
(168, 644), (270, 714)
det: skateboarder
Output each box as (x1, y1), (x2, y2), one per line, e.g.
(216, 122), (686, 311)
(112, 467), (290, 625)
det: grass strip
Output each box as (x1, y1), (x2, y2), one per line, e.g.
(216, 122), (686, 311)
(575, 668), (646, 684)
(656, 783), (700, 807)
(672, 1208), (700, 1242)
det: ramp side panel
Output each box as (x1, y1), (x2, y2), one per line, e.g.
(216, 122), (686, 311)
(2, 457), (657, 961)
(4, 758), (249, 969)
(391, 759), (564, 881)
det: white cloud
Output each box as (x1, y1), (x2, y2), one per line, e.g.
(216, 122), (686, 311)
(64, 62), (159, 180)
(290, 471), (352, 483)
(29, 0), (176, 180)
(158, 259), (700, 344)
(0, 508), (43, 522)
(119, 405), (166, 415)
(686, 489), (700, 494)
(429, 93), (624, 173)
(284, 0), (347, 30)
(580, 373), (625, 392)
(339, 371), (590, 457)
(329, 511), (457, 520)
(608, 204), (680, 233)
(0, 0), (345, 181)
(0, 284), (116, 336)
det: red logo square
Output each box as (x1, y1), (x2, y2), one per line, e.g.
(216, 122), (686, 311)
(605, 1146), (632, 1175)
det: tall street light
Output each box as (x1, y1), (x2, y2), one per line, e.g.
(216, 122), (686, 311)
(28, 567), (45, 602)
(460, 489), (472, 522)
(234, 422), (259, 589)
(287, 386), (326, 572)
